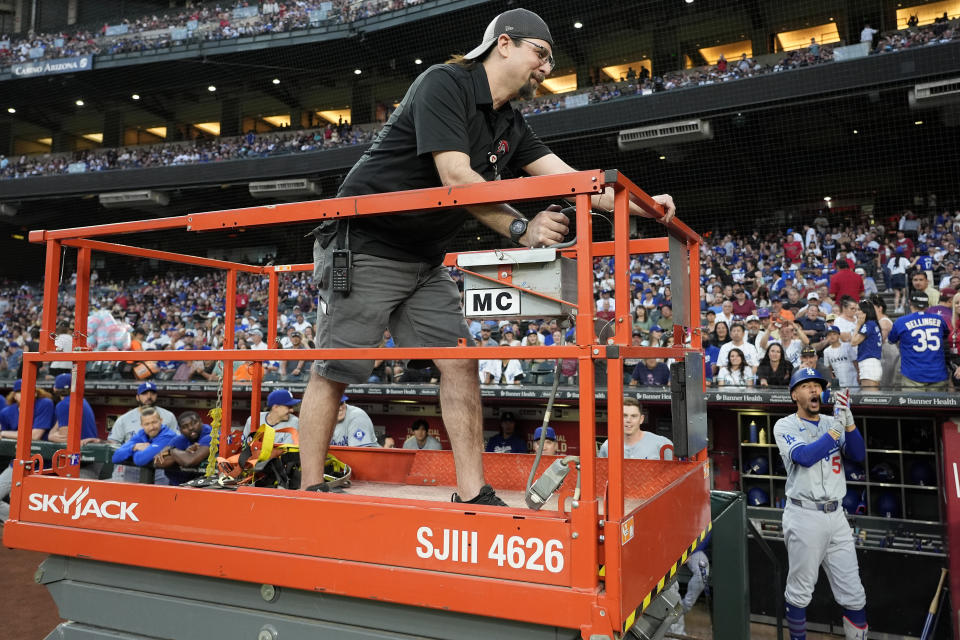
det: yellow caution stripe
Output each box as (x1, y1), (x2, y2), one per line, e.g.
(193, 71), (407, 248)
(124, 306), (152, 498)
(622, 521), (712, 634)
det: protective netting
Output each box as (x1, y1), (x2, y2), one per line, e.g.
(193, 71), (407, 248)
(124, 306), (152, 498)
(0, 0), (958, 391)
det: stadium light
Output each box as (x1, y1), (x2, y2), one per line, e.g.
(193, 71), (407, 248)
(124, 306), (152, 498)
(272, 78), (280, 84)
(853, 129), (859, 134)
(574, 21), (583, 29)
(131, 94), (140, 100)
(6, 107), (14, 114)
(823, 196), (832, 202)
(914, 120), (923, 125)
(208, 85), (217, 92)
(414, 58), (422, 65)
(659, 155), (666, 160)
(75, 99), (84, 107)
(354, 69), (362, 75)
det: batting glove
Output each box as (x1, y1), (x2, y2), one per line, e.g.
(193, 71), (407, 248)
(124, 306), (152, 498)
(834, 388), (854, 428)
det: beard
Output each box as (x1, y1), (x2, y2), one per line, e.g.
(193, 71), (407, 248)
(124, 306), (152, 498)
(517, 73), (541, 101)
(517, 81), (536, 101)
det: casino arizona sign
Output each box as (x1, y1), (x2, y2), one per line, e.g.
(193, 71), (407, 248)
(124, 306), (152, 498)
(11, 54), (92, 78)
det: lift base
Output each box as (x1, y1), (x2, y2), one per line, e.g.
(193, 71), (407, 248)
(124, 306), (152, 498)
(38, 555), (582, 640)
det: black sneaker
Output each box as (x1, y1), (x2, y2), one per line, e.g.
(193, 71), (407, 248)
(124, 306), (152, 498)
(303, 482), (346, 494)
(451, 484), (507, 507)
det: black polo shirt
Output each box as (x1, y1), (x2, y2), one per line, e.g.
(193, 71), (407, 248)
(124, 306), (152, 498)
(337, 62), (552, 264)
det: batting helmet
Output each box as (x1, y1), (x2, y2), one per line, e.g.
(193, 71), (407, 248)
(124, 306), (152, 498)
(747, 487), (770, 506)
(908, 461), (934, 487)
(870, 462), (897, 483)
(876, 491), (901, 518)
(844, 460), (866, 481)
(745, 455), (769, 475)
(788, 367), (828, 393)
(842, 488), (863, 514)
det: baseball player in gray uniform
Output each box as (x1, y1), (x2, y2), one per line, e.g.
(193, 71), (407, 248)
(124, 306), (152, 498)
(773, 368), (868, 640)
(107, 381), (178, 445)
(600, 397), (704, 634)
(598, 397), (673, 460)
(241, 388), (301, 445)
(330, 395), (378, 447)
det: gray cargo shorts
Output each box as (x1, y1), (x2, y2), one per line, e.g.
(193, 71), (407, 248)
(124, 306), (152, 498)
(311, 239), (472, 384)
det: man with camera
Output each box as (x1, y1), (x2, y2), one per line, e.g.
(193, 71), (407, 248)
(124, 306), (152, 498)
(758, 313), (811, 367)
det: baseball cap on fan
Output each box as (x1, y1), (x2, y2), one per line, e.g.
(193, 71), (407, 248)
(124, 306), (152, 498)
(462, 8), (554, 61)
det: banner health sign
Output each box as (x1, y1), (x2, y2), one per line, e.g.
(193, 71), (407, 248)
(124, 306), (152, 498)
(12, 54), (93, 78)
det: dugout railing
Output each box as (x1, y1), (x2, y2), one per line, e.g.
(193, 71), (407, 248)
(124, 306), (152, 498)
(4, 170), (709, 640)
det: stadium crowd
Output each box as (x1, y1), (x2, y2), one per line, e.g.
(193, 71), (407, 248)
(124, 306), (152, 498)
(2, 15), (959, 180)
(0, 201), (957, 392)
(0, 0), (427, 68)
(0, 120), (376, 179)
(2, 3), (953, 72)
(520, 18), (959, 115)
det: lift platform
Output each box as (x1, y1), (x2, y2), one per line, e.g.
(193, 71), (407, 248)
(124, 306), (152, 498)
(4, 170), (710, 640)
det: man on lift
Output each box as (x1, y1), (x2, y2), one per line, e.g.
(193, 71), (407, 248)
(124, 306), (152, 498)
(297, 7), (676, 504)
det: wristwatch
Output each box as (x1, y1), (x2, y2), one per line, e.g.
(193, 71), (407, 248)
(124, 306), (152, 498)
(509, 217), (529, 245)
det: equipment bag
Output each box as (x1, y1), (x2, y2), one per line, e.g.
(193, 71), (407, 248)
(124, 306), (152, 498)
(211, 423), (350, 490)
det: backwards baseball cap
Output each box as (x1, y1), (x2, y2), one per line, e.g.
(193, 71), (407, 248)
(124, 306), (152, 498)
(54, 373), (72, 390)
(137, 381), (158, 394)
(266, 389), (300, 407)
(463, 8), (554, 61)
(910, 292), (929, 309)
(534, 426), (556, 440)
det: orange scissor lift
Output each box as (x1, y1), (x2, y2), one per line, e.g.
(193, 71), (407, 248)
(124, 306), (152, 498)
(4, 170), (709, 640)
